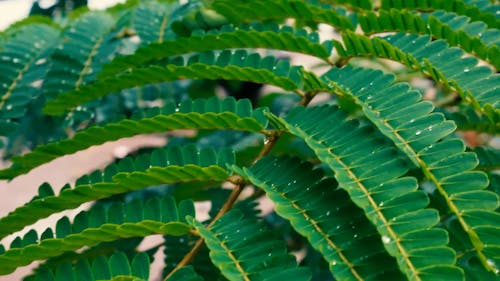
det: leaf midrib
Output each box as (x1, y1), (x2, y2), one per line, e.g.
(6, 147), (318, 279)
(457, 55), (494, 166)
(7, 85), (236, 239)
(290, 125), (421, 280)
(346, 86), (494, 273)
(273, 185), (364, 280)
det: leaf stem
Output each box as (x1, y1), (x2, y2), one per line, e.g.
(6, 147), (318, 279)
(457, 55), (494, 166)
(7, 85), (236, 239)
(164, 184), (243, 280)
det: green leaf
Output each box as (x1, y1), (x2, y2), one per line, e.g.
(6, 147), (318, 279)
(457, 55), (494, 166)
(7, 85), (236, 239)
(132, 1), (181, 44)
(100, 22), (332, 79)
(358, 9), (500, 69)
(318, 0), (372, 10)
(278, 105), (463, 280)
(235, 156), (405, 280)
(1, 97), (262, 178)
(188, 209), (311, 281)
(321, 65), (500, 274)
(380, 0), (500, 30)
(0, 23), (59, 134)
(0, 196), (191, 275)
(211, 0), (355, 30)
(42, 11), (119, 100)
(44, 51), (319, 115)
(334, 31), (500, 116)
(166, 266), (204, 281)
(0, 145), (233, 239)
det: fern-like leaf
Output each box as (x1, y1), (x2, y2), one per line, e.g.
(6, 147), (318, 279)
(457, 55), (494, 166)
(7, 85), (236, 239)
(189, 209), (311, 281)
(211, 0), (355, 30)
(0, 145), (234, 239)
(42, 12), (119, 100)
(322, 65), (500, 274)
(235, 156), (405, 280)
(380, 0), (500, 29)
(276, 105), (463, 280)
(132, 1), (181, 44)
(358, 9), (500, 69)
(0, 196), (193, 275)
(100, 23), (333, 79)
(44, 51), (320, 115)
(1, 97), (261, 179)
(0, 23), (59, 134)
(23, 252), (200, 281)
(335, 32), (500, 116)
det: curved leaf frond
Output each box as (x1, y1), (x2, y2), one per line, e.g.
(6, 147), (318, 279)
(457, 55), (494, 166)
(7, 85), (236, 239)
(358, 9), (500, 69)
(1, 97), (261, 179)
(322, 65), (500, 273)
(100, 22), (333, 79)
(211, 0), (355, 30)
(0, 196), (193, 275)
(44, 50), (319, 115)
(0, 23), (59, 134)
(189, 209), (311, 281)
(23, 252), (193, 281)
(0, 145), (234, 239)
(380, 0), (500, 29)
(335, 31), (500, 116)
(42, 12), (119, 100)
(278, 105), (463, 280)
(132, 1), (181, 44)
(235, 156), (405, 280)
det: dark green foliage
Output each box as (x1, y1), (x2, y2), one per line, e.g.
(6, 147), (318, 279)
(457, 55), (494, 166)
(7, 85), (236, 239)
(0, 0), (499, 280)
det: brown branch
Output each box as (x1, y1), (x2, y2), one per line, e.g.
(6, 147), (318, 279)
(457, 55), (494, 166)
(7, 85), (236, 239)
(164, 184), (244, 280)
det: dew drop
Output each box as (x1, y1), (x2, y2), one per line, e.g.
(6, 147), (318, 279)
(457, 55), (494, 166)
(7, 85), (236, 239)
(12, 58), (20, 63)
(35, 58), (47, 65)
(379, 201), (384, 207)
(382, 235), (391, 244)
(331, 260), (337, 266)
(326, 211), (331, 216)
(415, 130), (422, 136)
(353, 234), (358, 238)
(268, 252), (272, 257)
(486, 259), (499, 274)
(464, 68), (470, 73)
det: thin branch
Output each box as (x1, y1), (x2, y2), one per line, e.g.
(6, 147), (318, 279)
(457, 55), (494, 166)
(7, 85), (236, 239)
(164, 184), (243, 280)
